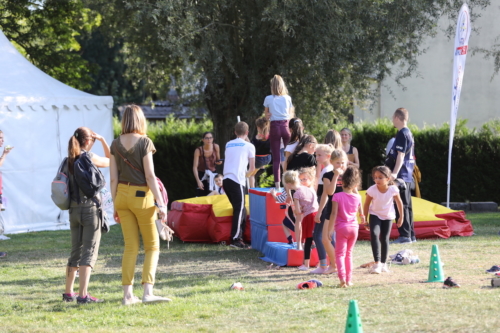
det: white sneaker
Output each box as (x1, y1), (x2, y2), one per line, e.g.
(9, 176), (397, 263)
(381, 263), (391, 273)
(370, 262), (382, 274)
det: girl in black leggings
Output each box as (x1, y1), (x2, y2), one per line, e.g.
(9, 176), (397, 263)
(363, 166), (404, 274)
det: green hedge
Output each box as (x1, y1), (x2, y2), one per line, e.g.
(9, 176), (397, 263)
(114, 117), (500, 205)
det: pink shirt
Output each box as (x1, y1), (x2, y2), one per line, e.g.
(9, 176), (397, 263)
(332, 192), (361, 230)
(366, 184), (399, 220)
(293, 186), (318, 217)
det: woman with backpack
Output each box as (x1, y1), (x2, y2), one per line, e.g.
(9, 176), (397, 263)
(110, 105), (171, 306)
(63, 127), (110, 304)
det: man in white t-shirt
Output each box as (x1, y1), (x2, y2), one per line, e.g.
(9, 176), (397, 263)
(223, 122), (256, 249)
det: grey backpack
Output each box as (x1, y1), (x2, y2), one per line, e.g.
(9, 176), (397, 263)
(51, 158), (70, 210)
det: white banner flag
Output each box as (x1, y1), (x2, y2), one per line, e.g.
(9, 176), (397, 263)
(447, 3), (471, 207)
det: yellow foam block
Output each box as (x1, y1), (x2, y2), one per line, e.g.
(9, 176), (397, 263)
(175, 194), (250, 217)
(359, 191), (457, 222)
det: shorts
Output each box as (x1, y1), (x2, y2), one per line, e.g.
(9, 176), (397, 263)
(301, 212), (317, 241)
(255, 155), (272, 169)
(280, 148), (285, 162)
(283, 216), (295, 231)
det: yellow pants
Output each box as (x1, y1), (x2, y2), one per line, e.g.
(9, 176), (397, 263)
(115, 184), (159, 285)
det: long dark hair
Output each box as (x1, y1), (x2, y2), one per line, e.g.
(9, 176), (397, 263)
(286, 134), (316, 167)
(68, 127), (93, 173)
(288, 118), (304, 144)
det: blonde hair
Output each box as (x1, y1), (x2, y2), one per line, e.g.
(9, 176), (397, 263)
(282, 170), (299, 185)
(270, 75), (289, 96)
(324, 129), (342, 149)
(298, 167), (316, 187)
(121, 105), (147, 135)
(315, 143), (334, 156)
(255, 116), (270, 138)
(330, 149), (347, 162)
(340, 128), (353, 142)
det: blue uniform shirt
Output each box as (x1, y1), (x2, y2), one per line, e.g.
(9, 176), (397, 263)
(388, 127), (415, 183)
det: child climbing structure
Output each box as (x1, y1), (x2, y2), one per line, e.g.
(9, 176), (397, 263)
(249, 188), (321, 267)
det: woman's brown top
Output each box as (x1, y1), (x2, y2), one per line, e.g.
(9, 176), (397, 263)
(197, 146), (216, 172)
(110, 136), (156, 184)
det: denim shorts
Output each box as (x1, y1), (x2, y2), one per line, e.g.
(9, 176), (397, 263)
(280, 148), (285, 162)
(255, 155), (272, 169)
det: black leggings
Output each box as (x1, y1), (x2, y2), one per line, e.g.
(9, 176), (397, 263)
(369, 215), (392, 263)
(304, 237), (313, 260)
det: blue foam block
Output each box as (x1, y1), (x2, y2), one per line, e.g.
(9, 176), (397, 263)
(260, 242), (295, 266)
(249, 192), (267, 226)
(250, 219), (268, 253)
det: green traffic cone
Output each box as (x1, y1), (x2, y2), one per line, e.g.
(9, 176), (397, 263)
(345, 300), (363, 333)
(427, 244), (445, 283)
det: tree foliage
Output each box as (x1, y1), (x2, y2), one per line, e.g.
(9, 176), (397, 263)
(0, 0), (102, 90)
(94, 0), (490, 145)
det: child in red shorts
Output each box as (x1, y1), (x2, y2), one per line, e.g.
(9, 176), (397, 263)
(283, 167), (318, 271)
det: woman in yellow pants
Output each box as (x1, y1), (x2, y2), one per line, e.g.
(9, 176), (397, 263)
(110, 105), (170, 306)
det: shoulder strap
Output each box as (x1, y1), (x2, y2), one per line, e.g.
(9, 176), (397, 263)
(115, 147), (142, 172)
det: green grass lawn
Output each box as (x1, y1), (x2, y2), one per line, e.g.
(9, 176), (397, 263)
(1, 212), (500, 332)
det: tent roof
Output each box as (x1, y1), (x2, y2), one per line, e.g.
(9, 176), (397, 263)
(0, 30), (113, 112)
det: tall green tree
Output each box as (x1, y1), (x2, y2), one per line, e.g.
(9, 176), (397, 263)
(94, 0), (489, 144)
(0, 0), (101, 90)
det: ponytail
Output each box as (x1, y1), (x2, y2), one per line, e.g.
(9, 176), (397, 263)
(68, 127), (93, 173)
(286, 134), (316, 167)
(288, 118), (304, 143)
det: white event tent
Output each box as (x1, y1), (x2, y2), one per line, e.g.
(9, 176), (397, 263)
(0, 30), (114, 234)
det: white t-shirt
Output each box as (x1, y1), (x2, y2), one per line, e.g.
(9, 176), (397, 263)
(284, 141), (299, 154)
(318, 164), (334, 185)
(263, 95), (293, 121)
(366, 184), (399, 220)
(223, 138), (256, 185)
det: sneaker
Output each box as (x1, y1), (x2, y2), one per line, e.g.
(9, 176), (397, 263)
(307, 279), (323, 287)
(122, 296), (142, 306)
(142, 295), (172, 303)
(443, 277), (460, 288)
(391, 237), (412, 244)
(381, 263), (391, 273)
(77, 294), (104, 304)
(0, 252), (6, 258)
(411, 237), (417, 243)
(309, 266), (328, 274)
(230, 239), (249, 249)
(486, 265), (500, 273)
(62, 292), (78, 302)
(370, 262), (382, 274)
(297, 265), (309, 271)
(296, 281), (317, 289)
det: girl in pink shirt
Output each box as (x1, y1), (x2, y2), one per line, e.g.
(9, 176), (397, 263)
(329, 166), (364, 288)
(363, 166), (404, 274)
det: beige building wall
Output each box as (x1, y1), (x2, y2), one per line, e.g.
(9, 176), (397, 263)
(355, 6), (500, 128)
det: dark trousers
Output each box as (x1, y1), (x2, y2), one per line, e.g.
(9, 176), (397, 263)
(223, 178), (246, 240)
(369, 215), (392, 263)
(395, 182), (415, 239)
(269, 120), (290, 184)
